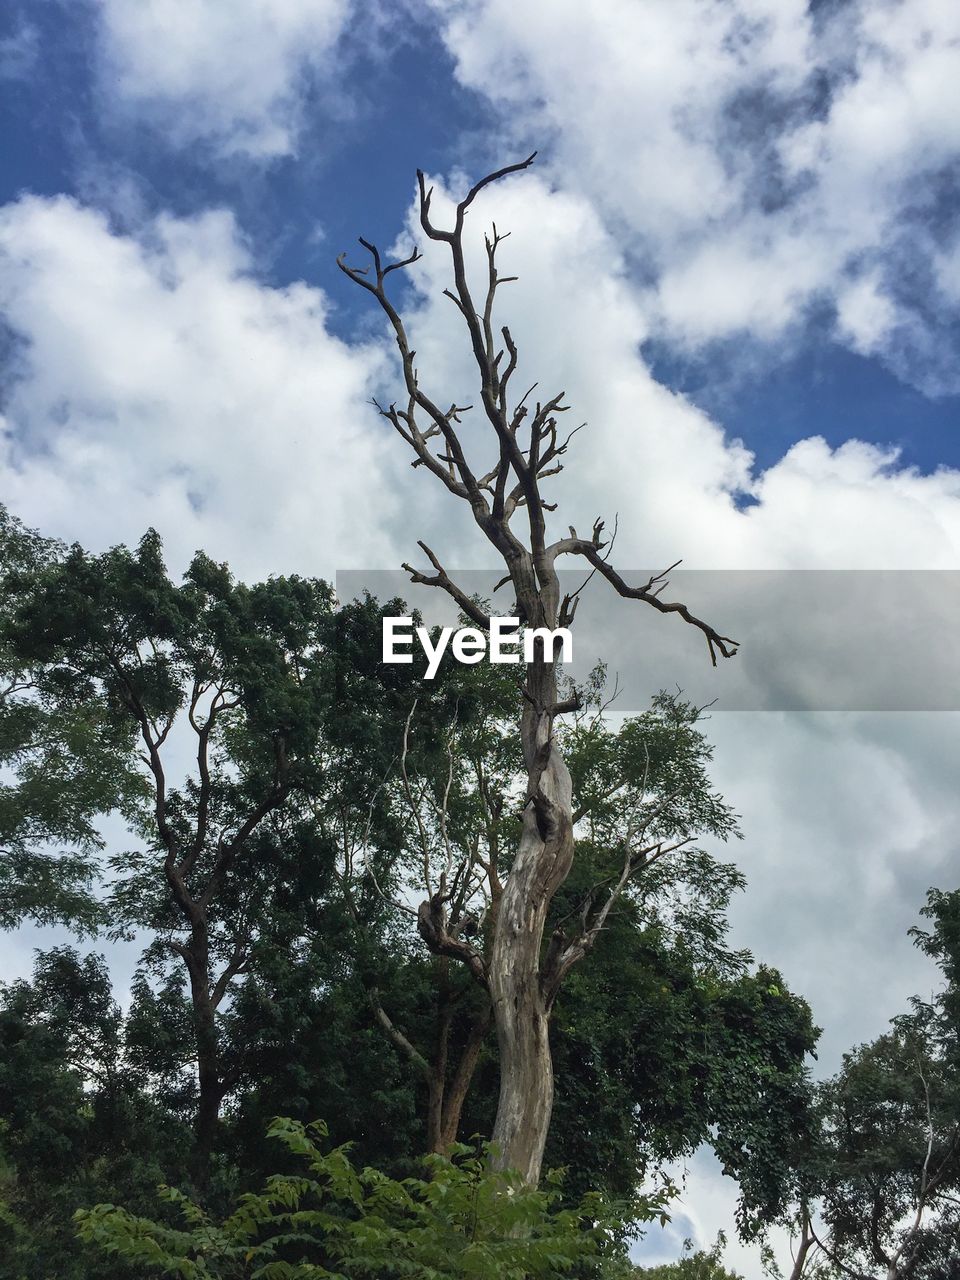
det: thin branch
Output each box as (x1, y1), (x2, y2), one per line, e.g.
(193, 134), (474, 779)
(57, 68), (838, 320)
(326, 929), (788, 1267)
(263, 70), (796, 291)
(549, 541), (738, 665)
(401, 542), (491, 629)
(367, 986), (432, 1082)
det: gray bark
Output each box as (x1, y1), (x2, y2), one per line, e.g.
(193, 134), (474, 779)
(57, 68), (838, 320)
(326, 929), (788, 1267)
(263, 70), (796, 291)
(488, 659), (573, 1181)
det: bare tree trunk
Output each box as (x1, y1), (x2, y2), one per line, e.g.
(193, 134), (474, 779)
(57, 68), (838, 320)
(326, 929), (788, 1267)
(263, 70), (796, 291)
(788, 1206), (814, 1280)
(487, 964), (553, 1182)
(489, 660), (573, 1182)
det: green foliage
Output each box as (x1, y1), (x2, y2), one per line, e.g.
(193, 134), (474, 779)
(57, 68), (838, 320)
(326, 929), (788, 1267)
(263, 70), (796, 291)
(912, 886), (960, 1064)
(76, 1119), (665, 1279)
(225, 951), (428, 1181)
(562, 692), (739, 851)
(631, 1235), (743, 1280)
(0, 947), (186, 1279)
(546, 907), (816, 1231)
(769, 887), (960, 1279)
(0, 507), (147, 931)
(0, 512), (819, 1270)
(806, 1021), (960, 1278)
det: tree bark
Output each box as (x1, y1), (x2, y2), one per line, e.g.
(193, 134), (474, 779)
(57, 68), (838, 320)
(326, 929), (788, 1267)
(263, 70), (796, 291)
(425, 972), (493, 1154)
(488, 659), (573, 1183)
(182, 924), (224, 1177)
(438, 1004), (492, 1149)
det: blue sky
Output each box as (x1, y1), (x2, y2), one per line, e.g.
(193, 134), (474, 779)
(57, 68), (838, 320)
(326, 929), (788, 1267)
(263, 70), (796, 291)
(3, 0), (957, 496)
(3, 2), (960, 1274)
(1, 2), (482, 307)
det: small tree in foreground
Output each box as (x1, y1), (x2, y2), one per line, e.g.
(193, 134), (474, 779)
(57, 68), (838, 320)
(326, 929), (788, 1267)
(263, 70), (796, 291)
(75, 1118), (672, 1279)
(337, 152), (738, 1184)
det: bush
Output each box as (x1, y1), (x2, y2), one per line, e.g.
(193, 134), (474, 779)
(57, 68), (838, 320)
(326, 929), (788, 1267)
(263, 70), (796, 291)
(75, 1118), (672, 1279)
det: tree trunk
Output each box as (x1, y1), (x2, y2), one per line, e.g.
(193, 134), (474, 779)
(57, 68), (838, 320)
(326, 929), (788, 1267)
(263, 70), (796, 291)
(489, 657), (574, 1183)
(438, 1004), (492, 1149)
(426, 987), (492, 1154)
(788, 1207), (813, 1280)
(184, 926), (223, 1177)
(425, 992), (450, 1154)
(488, 963), (553, 1182)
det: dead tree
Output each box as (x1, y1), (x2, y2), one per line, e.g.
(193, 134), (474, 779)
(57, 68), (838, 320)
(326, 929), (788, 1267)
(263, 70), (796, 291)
(337, 153), (737, 1184)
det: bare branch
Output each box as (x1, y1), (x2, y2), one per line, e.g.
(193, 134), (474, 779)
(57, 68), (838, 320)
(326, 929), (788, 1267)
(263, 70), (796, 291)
(417, 893), (488, 987)
(368, 986), (432, 1081)
(401, 542), (491, 629)
(416, 152), (538, 243)
(549, 541), (738, 665)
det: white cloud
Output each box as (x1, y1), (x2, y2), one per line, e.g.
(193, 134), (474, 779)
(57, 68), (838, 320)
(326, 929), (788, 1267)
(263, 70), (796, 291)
(434, 0), (811, 239)
(86, 0), (960, 380)
(386, 170), (960, 572)
(0, 194), (398, 579)
(429, 0), (960, 393)
(95, 0), (354, 157)
(834, 271), (897, 356)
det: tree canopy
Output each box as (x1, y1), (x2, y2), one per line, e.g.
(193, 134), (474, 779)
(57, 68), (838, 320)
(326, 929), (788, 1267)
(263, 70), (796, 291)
(0, 504), (824, 1276)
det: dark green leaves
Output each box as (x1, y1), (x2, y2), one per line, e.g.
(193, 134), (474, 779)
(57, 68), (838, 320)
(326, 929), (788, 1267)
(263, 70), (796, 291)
(76, 1118), (667, 1279)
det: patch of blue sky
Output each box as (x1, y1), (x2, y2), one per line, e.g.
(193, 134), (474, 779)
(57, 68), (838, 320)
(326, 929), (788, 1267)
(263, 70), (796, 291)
(0, 0), (957, 479)
(644, 329), (960, 478)
(0, 2), (487, 335)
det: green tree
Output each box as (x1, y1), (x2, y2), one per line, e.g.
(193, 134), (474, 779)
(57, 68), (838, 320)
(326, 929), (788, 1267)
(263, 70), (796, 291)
(2, 512), (815, 1259)
(775, 889), (960, 1280)
(2, 524), (481, 1186)
(631, 1235), (743, 1280)
(2, 529), (352, 1170)
(0, 948), (181, 1279)
(0, 507), (145, 931)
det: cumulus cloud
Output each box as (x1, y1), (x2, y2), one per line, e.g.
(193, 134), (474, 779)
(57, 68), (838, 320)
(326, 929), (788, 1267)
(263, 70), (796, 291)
(428, 0), (960, 394)
(0, 193), (398, 578)
(94, 0), (355, 157)
(383, 170), (960, 572)
(86, 0), (960, 383)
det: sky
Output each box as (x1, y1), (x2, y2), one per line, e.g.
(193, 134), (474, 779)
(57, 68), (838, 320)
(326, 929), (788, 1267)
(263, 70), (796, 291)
(2, 0), (960, 1273)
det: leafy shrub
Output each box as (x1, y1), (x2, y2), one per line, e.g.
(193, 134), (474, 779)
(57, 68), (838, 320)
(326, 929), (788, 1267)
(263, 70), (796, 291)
(76, 1118), (672, 1279)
